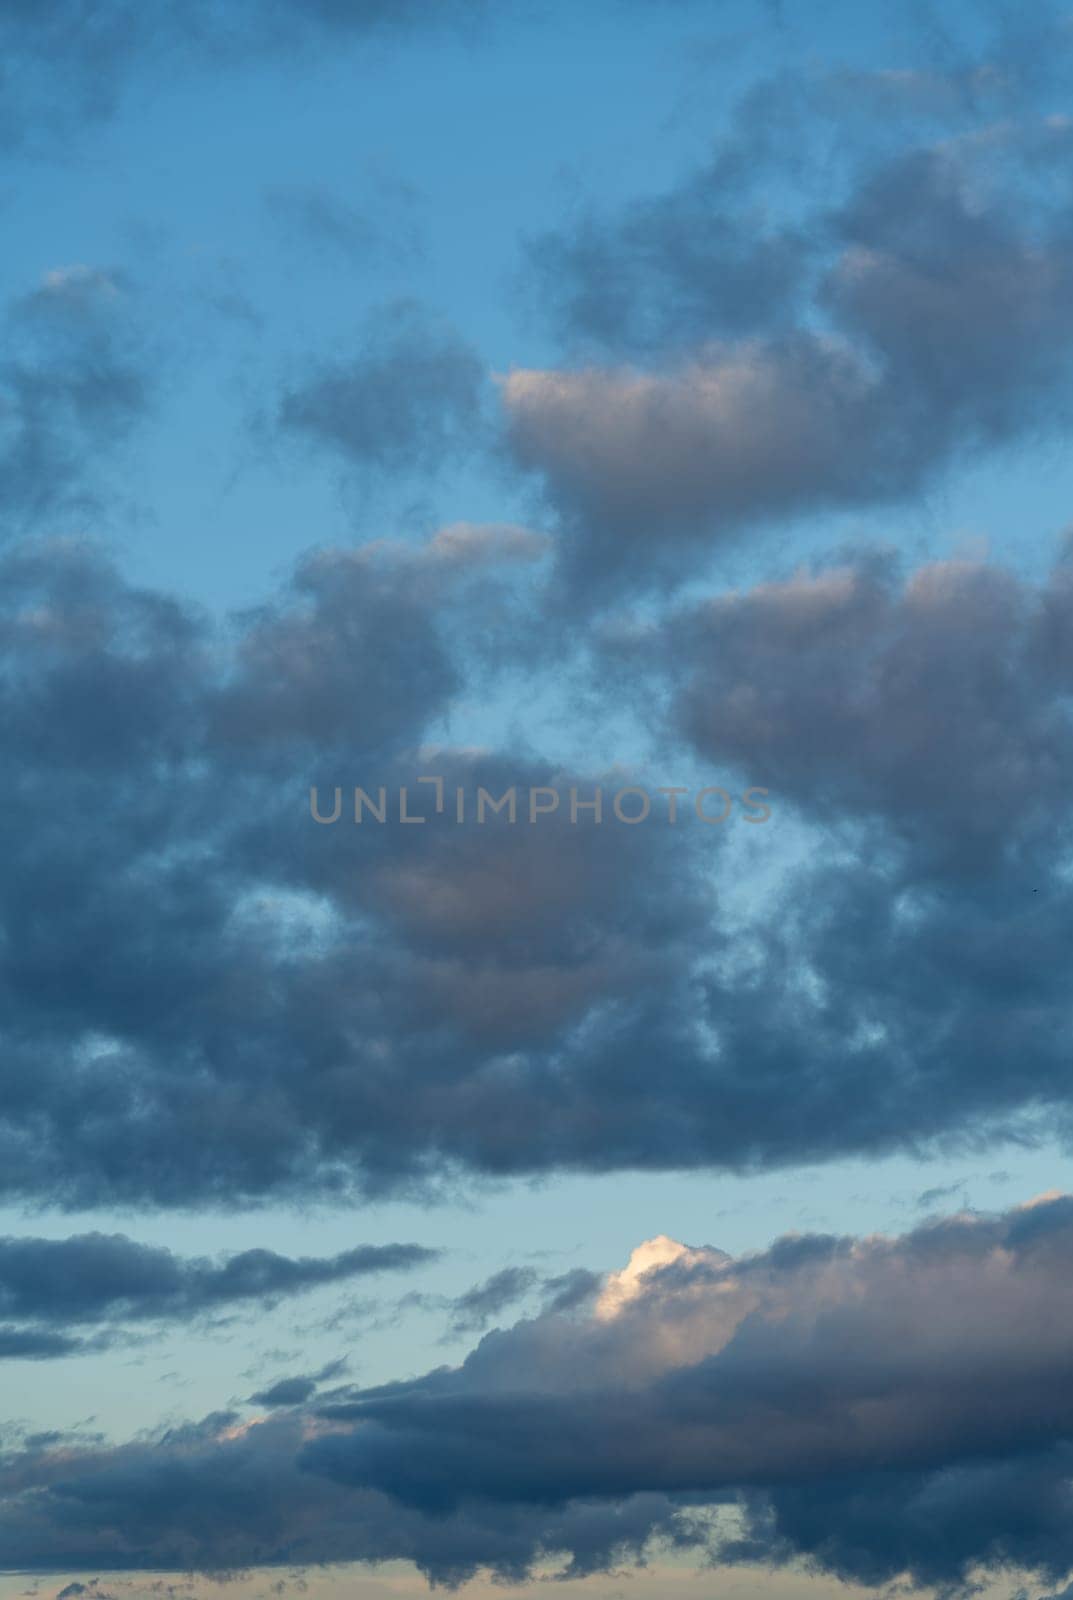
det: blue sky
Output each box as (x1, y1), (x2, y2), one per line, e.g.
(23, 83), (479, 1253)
(3, 1), (1073, 1596)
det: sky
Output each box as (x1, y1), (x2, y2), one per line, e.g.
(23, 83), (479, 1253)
(3, 0), (1073, 1596)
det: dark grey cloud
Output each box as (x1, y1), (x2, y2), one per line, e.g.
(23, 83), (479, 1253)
(308, 1200), (1073, 1523)
(249, 1357), (349, 1408)
(249, 1375), (319, 1408)
(3, 533), (1073, 1205)
(447, 1267), (539, 1335)
(0, 1230), (434, 1363)
(6, 1198), (1073, 1587)
(0, 1406), (691, 1581)
(0, 534), (715, 1207)
(444, 1265), (603, 1337)
(507, 77), (1073, 595)
(647, 546), (1073, 874)
(278, 301), (485, 486)
(0, 1233), (437, 1331)
(304, 1195), (1073, 1594)
(0, 1326), (84, 1360)
(211, 540), (461, 753)
(524, 184), (808, 356)
(915, 1181), (967, 1210)
(399, 1266), (596, 1343)
(540, 1268), (602, 1314)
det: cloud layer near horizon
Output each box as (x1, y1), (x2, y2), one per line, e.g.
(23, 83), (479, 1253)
(5, 1198), (1073, 1588)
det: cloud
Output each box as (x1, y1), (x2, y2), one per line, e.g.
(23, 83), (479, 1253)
(423, 520), (550, 568)
(2, 534), (1073, 1205)
(516, 67), (820, 360)
(0, 534), (717, 1207)
(507, 90), (1073, 595)
(501, 334), (878, 583)
(311, 1201), (1073, 1507)
(0, 1326), (85, 1360)
(0, 267), (151, 532)
(0, 0), (488, 151)
(303, 1195), (1073, 1591)
(209, 540), (462, 753)
(7, 1199), (1073, 1587)
(645, 547), (1073, 874)
(521, 9), (1073, 366)
(0, 1405), (691, 1581)
(523, 182), (808, 356)
(54, 1581), (115, 1600)
(447, 1267), (539, 1335)
(915, 1181), (968, 1210)
(249, 1375), (319, 1408)
(0, 1234), (437, 1336)
(249, 1357), (349, 1408)
(277, 301), (485, 485)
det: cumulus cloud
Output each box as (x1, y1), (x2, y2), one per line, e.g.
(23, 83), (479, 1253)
(2, 535), (1073, 1204)
(297, 1195), (1073, 1589)
(0, 1405), (691, 1581)
(3, 7), (1072, 1593)
(508, 90), (1073, 594)
(424, 520), (550, 567)
(209, 540), (462, 753)
(0, 535), (719, 1207)
(7, 1199), (1073, 1588)
(645, 547), (1073, 873)
(502, 333), (878, 577)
